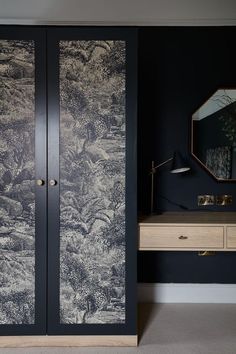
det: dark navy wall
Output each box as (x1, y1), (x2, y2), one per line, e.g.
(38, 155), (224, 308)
(138, 27), (236, 283)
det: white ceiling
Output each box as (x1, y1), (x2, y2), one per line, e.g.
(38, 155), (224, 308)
(0, 0), (236, 25)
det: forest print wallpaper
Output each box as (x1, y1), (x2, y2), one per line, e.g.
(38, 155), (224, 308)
(0, 40), (35, 324)
(59, 40), (126, 324)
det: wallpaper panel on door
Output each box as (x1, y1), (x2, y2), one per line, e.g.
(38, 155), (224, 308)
(59, 40), (126, 324)
(0, 39), (35, 324)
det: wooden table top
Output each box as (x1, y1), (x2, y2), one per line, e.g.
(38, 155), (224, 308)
(139, 212), (236, 225)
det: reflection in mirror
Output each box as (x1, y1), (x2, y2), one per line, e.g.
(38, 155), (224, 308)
(192, 89), (236, 180)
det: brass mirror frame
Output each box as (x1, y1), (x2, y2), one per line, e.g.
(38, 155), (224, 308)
(191, 88), (236, 182)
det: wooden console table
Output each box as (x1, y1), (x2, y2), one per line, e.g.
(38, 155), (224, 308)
(139, 212), (236, 251)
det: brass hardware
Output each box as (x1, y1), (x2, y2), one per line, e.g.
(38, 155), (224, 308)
(150, 158), (173, 214)
(198, 251), (216, 256)
(49, 179), (57, 186)
(216, 195), (232, 206)
(198, 194), (232, 206)
(198, 195), (215, 206)
(178, 235), (188, 240)
(36, 179), (44, 186)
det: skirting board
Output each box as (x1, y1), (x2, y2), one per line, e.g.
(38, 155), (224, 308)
(0, 335), (138, 348)
(138, 283), (236, 304)
(1, 19), (236, 26)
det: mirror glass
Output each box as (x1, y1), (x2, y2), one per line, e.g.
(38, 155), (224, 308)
(192, 89), (236, 180)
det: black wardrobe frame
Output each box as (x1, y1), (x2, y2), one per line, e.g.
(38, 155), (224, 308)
(0, 26), (137, 336)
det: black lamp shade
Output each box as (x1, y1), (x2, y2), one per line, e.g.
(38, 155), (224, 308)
(170, 151), (190, 173)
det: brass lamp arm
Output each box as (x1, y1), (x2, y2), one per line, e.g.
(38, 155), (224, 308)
(151, 157), (173, 174)
(150, 152), (190, 214)
(150, 157), (172, 214)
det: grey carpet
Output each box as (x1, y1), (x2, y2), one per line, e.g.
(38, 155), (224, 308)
(1, 304), (236, 354)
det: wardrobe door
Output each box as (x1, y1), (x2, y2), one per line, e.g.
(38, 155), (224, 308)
(0, 27), (47, 335)
(47, 28), (137, 335)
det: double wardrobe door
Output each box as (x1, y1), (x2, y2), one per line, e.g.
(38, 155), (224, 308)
(0, 27), (137, 336)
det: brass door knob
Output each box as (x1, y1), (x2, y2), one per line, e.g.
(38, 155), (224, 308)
(36, 179), (44, 186)
(49, 179), (57, 186)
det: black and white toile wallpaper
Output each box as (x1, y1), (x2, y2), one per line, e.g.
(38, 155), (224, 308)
(59, 40), (126, 324)
(0, 40), (35, 324)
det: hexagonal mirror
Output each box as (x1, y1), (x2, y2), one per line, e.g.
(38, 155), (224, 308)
(192, 89), (236, 181)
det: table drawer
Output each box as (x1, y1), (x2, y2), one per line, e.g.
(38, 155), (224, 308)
(139, 226), (224, 249)
(226, 227), (236, 248)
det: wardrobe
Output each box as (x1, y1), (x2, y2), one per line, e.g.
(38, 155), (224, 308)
(0, 26), (137, 344)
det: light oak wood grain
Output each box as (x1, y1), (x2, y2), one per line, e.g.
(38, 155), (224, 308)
(226, 227), (236, 248)
(0, 335), (138, 348)
(139, 212), (236, 251)
(139, 212), (236, 225)
(139, 225), (224, 249)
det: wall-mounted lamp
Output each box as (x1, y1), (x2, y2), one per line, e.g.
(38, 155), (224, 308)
(150, 151), (190, 214)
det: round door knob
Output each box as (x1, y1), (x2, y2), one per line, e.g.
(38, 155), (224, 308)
(36, 179), (44, 186)
(49, 179), (57, 186)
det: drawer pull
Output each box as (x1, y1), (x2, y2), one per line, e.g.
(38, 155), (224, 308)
(178, 235), (188, 240)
